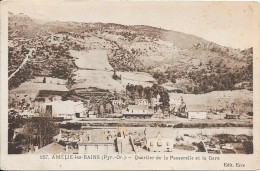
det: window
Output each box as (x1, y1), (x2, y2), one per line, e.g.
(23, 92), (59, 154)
(84, 145), (87, 151)
(157, 141), (162, 147)
(166, 142), (170, 146)
(150, 141), (153, 146)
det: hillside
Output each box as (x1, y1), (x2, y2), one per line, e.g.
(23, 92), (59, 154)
(8, 13), (253, 93)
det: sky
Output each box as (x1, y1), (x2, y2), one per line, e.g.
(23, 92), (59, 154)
(6, 1), (258, 50)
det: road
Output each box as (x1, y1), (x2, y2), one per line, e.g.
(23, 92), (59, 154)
(8, 49), (32, 80)
(59, 118), (253, 133)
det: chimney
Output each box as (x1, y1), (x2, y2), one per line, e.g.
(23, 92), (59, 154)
(65, 145), (69, 152)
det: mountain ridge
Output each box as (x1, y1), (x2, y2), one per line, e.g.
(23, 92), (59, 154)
(8, 13), (253, 93)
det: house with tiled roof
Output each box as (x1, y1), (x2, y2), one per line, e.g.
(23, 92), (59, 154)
(40, 100), (87, 119)
(187, 105), (208, 120)
(144, 130), (175, 152)
(34, 142), (70, 154)
(122, 105), (154, 118)
(77, 130), (115, 154)
(135, 99), (149, 106)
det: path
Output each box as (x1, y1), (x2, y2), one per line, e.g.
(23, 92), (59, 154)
(8, 49), (32, 81)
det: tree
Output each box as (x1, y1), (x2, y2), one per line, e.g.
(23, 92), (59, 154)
(153, 71), (167, 84)
(170, 76), (176, 84)
(23, 118), (58, 149)
(159, 91), (170, 110)
(105, 103), (113, 114)
(243, 141), (253, 154)
(99, 105), (105, 115)
(67, 69), (76, 90)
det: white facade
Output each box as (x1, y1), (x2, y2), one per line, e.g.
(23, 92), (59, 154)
(122, 105), (153, 116)
(78, 144), (114, 154)
(188, 111), (207, 120)
(112, 100), (123, 106)
(78, 131), (114, 154)
(151, 94), (161, 107)
(221, 143), (234, 150)
(33, 77), (67, 85)
(135, 99), (149, 106)
(40, 100), (87, 119)
(145, 133), (175, 152)
(88, 111), (97, 118)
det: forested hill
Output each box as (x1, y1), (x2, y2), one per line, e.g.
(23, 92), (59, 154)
(8, 12), (253, 93)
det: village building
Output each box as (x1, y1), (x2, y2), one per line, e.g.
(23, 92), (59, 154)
(53, 129), (82, 144)
(34, 142), (71, 154)
(187, 105), (208, 120)
(169, 96), (186, 113)
(19, 110), (38, 118)
(33, 76), (67, 85)
(122, 105), (154, 118)
(144, 130), (175, 152)
(9, 77), (69, 110)
(88, 111), (97, 118)
(153, 108), (164, 118)
(221, 143), (234, 150)
(112, 100), (123, 106)
(33, 89), (67, 106)
(78, 130), (115, 154)
(135, 99), (149, 106)
(84, 100), (91, 107)
(150, 94), (161, 107)
(161, 83), (183, 93)
(225, 113), (240, 119)
(204, 143), (221, 153)
(32, 77), (69, 106)
(112, 100), (124, 113)
(40, 100), (87, 119)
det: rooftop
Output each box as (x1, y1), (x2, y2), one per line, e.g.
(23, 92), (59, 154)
(187, 104), (208, 112)
(34, 142), (70, 154)
(145, 128), (175, 138)
(128, 105), (148, 110)
(36, 90), (67, 98)
(78, 130), (114, 144)
(44, 100), (83, 106)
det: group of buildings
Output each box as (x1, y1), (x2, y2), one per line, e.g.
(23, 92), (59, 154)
(9, 76), (210, 120)
(32, 127), (242, 154)
(24, 125), (250, 155)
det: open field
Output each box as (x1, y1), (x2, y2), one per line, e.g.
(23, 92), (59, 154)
(70, 50), (113, 71)
(73, 70), (124, 91)
(70, 48), (155, 91)
(169, 89), (253, 112)
(9, 77), (68, 101)
(73, 70), (155, 91)
(118, 71), (155, 87)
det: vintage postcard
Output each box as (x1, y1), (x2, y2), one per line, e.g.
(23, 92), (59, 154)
(1, 0), (260, 170)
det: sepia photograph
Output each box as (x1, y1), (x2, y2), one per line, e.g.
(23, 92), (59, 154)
(1, 0), (260, 170)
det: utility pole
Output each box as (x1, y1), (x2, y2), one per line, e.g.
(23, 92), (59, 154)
(121, 141), (123, 154)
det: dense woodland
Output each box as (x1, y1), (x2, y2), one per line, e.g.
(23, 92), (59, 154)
(8, 116), (58, 154)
